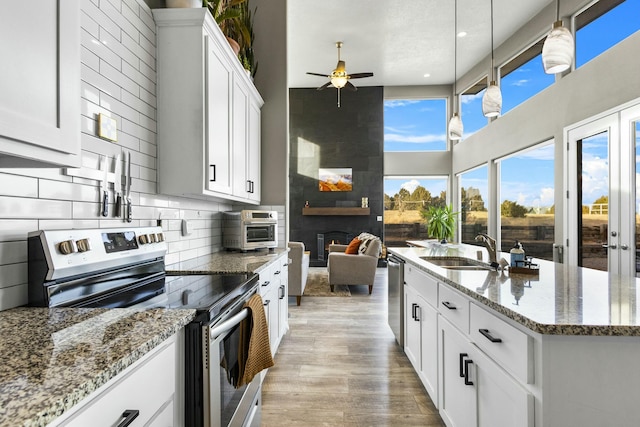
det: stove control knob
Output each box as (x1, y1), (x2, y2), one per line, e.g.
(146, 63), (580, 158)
(149, 234), (157, 243)
(138, 234), (149, 245)
(156, 232), (165, 242)
(58, 240), (76, 255)
(76, 238), (91, 253)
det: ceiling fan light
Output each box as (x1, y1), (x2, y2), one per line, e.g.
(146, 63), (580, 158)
(542, 21), (574, 74)
(482, 81), (502, 118)
(448, 113), (463, 141)
(331, 75), (348, 89)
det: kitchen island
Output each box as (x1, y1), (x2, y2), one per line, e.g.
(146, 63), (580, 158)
(0, 307), (195, 427)
(389, 242), (640, 427)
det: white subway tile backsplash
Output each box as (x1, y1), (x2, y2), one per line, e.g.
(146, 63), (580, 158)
(72, 201), (105, 219)
(81, 81), (101, 106)
(0, 174), (37, 198)
(100, 0), (139, 45)
(83, 0), (121, 43)
(39, 180), (97, 202)
(81, 10), (100, 39)
(122, 60), (155, 95)
(139, 87), (156, 108)
(38, 220), (100, 230)
(121, 90), (155, 119)
(81, 45), (100, 72)
(100, 92), (140, 124)
(0, 284), (27, 312)
(98, 27), (139, 70)
(0, 263), (27, 289)
(100, 61), (140, 98)
(0, 220), (39, 242)
(0, 197), (71, 219)
(0, 242), (27, 264)
(121, 117), (155, 144)
(81, 63), (122, 100)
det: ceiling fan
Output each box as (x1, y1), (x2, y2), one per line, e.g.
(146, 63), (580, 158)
(306, 41), (374, 107)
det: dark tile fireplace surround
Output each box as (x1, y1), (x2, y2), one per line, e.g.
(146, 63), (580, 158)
(288, 87), (384, 267)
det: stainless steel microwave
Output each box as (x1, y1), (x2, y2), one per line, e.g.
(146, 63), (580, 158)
(222, 210), (278, 251)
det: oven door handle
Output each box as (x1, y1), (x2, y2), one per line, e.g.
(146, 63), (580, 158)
(210, 308), (250, 340)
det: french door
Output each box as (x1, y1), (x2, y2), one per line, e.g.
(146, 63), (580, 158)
(566, 102), (640, 277)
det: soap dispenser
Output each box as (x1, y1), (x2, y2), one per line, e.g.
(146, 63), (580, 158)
(510, 241), (525, 267)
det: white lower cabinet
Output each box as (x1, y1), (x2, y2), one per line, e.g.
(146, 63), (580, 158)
(258, 253), (289, 359)
(438, 316), (533, 427)
(49, 333), (181, 427)
(404, 284), (438, 405)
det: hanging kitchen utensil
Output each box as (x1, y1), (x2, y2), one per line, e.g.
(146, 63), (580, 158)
(114, 152), (122, 217)
(101, 155), (109, 217)
(125, 151), (132, 222)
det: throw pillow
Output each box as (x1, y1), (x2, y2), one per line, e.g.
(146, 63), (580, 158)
(345, 238), (362, 254)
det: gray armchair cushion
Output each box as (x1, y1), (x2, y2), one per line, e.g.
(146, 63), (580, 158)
(327, 237), (381, 294)
(288, 241), (310, 305)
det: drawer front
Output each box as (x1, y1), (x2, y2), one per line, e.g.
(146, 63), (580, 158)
(405, 264), (437, 307)
(258, 263), (274, 297)
(61, 340), (176, 426)
(470, 302), (533, 384)
(438, 283), (469, 333)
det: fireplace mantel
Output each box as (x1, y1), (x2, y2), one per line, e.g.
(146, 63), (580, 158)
(302, 207), (370, 216)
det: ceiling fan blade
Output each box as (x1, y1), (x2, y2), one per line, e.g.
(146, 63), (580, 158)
(317, 82), (332, 91)
(348, 72), (374, 79)
(344, 81), (357, 92)
(307, 72), (330, 77)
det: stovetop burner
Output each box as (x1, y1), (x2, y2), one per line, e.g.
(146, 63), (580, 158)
(164, 272), (259, 322)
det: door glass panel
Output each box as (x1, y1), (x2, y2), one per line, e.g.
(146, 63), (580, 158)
(632, 122), (640, 277)
(578, 131), (609, 271)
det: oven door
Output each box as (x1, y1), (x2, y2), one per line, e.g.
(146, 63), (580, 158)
(245, 223), (276, 244)
(205, 291), (262, 427)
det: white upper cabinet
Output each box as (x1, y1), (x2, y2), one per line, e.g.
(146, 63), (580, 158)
(0, 0), (80, 167)
(153, 8), (263, 204)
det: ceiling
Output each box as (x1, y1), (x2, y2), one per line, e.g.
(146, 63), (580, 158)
(287, 0), (554, 89)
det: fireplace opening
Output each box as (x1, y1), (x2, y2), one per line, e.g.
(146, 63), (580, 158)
(317, 231), (355, 261)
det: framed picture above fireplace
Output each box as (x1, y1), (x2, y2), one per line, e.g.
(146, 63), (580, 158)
(318, 168), (352, 192)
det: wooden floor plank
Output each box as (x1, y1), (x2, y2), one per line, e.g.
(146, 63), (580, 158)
(261, 268), (445, 426)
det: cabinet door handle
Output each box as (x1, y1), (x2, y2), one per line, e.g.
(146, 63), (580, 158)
(246, 179), (252, 193)
(279, 285), (285, 299)
(479, 328), (503, 343)
(414, 305), (421, 322)
(464, 359), (474, 385)
(459, 353), (468, 378)
(442, 301), (457, 310)
(209, 164), (216, 182)
(411, 303), (417, 319)
(117, 410), (140, 427)
(261, 280), (270, 287)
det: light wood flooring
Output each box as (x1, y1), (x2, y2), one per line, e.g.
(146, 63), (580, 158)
(261, 268), (445, 427)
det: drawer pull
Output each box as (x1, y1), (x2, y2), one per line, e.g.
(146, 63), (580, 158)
(464, 359), (474, 385)
(411, 303), (417, 319)
(117, 410), (140, 427)
(414, 305), (421, 322)
(442, 301), (457, 310)
(261, 280), (270, 287)
(479, 328), (503, 343)
(459, 353), (468, 377)
(274, 270), (281, 275)
(264, 299), (270, 306)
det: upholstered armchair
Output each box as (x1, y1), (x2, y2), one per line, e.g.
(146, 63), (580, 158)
(288, 241), (310, 305)
(327, 237), (381, 295)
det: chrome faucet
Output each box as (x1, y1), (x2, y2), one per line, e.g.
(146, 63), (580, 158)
(475, 233), (497, 265)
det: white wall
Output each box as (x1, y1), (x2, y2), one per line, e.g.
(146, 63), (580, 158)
(0, 0), (259, 311)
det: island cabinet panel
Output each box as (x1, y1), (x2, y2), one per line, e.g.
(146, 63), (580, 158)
(0, 0), (80, 167)
(153, 8), (263, 204)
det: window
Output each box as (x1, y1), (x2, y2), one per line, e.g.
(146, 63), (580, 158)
(384, 177), (448, 245)
(575, 0), (640, 68)
(461, 77), (488, 137)
(497, 142), (555, 261)
(458, 166), (489, 246)
(499, 40), (555, 115)
(384, 99), (447, 151)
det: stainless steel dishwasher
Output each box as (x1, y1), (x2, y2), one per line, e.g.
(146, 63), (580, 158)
(387, 254), (405, 347)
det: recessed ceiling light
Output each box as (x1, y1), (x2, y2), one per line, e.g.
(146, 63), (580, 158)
(423, 73), (431, 78)
(457, 31), (467, 38)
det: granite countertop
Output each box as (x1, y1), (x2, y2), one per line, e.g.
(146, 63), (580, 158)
(389, 242), (640, 336)
(165, 248), (289, 275)
(0, 307), (195, 427)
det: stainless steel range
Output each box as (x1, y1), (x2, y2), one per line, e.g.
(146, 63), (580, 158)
(28, 226), (263, 427)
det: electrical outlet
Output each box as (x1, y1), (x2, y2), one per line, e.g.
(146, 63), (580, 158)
(377, 216), (383, 221)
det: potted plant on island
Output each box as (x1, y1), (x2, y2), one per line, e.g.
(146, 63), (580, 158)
(422, 204), (458, 244)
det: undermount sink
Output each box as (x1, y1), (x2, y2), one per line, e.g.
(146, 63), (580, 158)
(420, 256), (494, 271)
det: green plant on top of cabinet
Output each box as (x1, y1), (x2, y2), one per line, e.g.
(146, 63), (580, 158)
(153, 7), (263, 204)
(0, 1), (80, 167)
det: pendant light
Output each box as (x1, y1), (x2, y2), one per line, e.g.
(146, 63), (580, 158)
(541, 0), (574, 74)
(482, 0), (502, 118)
(448, 0), (463, 141)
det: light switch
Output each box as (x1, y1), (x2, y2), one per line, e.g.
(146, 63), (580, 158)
(377, 216), (383, 221)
